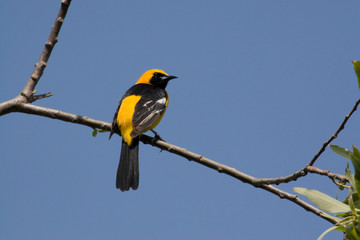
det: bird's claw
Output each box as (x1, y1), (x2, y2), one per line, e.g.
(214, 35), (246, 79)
(150, 129), (165, 143)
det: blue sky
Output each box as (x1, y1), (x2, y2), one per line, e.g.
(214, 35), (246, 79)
(1, 0), (360, 239)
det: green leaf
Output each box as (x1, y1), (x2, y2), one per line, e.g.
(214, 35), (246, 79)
(337, 212), (352, 217)
(350, 146), (360, 195)
(294, 187), (351, 213)
(352, 145), (360, 159)
(317, 225), (345, 240)
(343, 193), (360, 210)
(355, 217), (360, 235)
(353, 60), (360, 89)
(92, 129), (98, 137)
(92, 128), (108, 137)
(338, 216), (355, 225)
(348, 193), (358, 216)
(353, 194), (360, 209)
(330, 145), (352, 160)
(331, 145), (360, 196)
(346, 165), (356, 193)
(345, 223), (359, 240)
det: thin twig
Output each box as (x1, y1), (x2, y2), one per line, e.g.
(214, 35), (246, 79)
(0, 0), (71, 116)
(246, 165), (347, 185)
(250, 167), (308, 186)
(20, 0), (72, 102)
(245, 99), (360, 185)
(308, 98), (360, 166)
(29, 92), (53, 102)
(306, 166), (348, 182)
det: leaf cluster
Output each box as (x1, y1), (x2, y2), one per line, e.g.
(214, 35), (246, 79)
(295, 145), (360, 240)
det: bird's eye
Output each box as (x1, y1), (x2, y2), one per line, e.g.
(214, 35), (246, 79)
(153, 72), (159, 77)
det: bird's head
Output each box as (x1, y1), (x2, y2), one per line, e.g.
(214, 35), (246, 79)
(136, 69), (177, 89)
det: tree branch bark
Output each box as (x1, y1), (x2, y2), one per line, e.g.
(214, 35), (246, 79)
(308, 98), (360, 166)
(13, 103), (110, 131)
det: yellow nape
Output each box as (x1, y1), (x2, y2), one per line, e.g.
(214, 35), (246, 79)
(117, 95), (142, 146)
(136, 69), (168, 85)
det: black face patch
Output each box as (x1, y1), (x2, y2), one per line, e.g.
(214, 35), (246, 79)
(150, 72), (168, 89)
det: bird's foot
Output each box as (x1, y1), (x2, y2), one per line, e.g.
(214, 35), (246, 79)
(150, 129), (165, 143)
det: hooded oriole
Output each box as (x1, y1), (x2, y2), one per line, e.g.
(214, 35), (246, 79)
(109, 69), (177, 191)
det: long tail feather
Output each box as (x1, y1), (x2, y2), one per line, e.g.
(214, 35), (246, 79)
(116, 138), (139, 191)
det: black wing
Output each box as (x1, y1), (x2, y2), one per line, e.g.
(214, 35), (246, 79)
(109, 84), (166, 139)
(130, 89), (167, 138)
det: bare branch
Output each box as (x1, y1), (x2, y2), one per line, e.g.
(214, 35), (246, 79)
(20, 0), (72, 102)
(244, 165), (347, 186)
(308, 98), (360, 166)
(242, 99), (360, 186)
(249, 167), (309, 185)
(13, 103), (111, 131)
(0, 98), (22, 116)
(0, 0), (72, 116)
(306, 166), (348, 182)
(140, 134), (337, 224)
(0, 101), (337, 224)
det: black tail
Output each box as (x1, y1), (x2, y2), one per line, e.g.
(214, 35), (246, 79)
(116, 137), (139, 191)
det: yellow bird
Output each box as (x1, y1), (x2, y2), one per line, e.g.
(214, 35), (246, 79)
(109, 69), (177, 191)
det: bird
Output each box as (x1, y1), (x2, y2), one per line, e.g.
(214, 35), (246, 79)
(109, 69), (177, 191)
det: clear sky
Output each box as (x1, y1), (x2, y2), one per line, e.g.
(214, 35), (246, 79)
(1, 0), (360, 239)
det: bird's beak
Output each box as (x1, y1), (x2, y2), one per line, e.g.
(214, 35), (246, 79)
(163, 75), (177, 81)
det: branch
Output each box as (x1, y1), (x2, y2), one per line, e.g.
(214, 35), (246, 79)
(14, 103), (111, 131)
(244, 165), (347, 186)
(29, 92), (53, 103)
(308, 98), (360, 166)
(7, 102), (336, 224)
(259, 185), (337, 224)
(0, 0), (71, 116)
(306, 166), (348, 182)
(20, 0), (72, 102)
(141, 134), (336, 224)
(248, 98), (360, 186)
